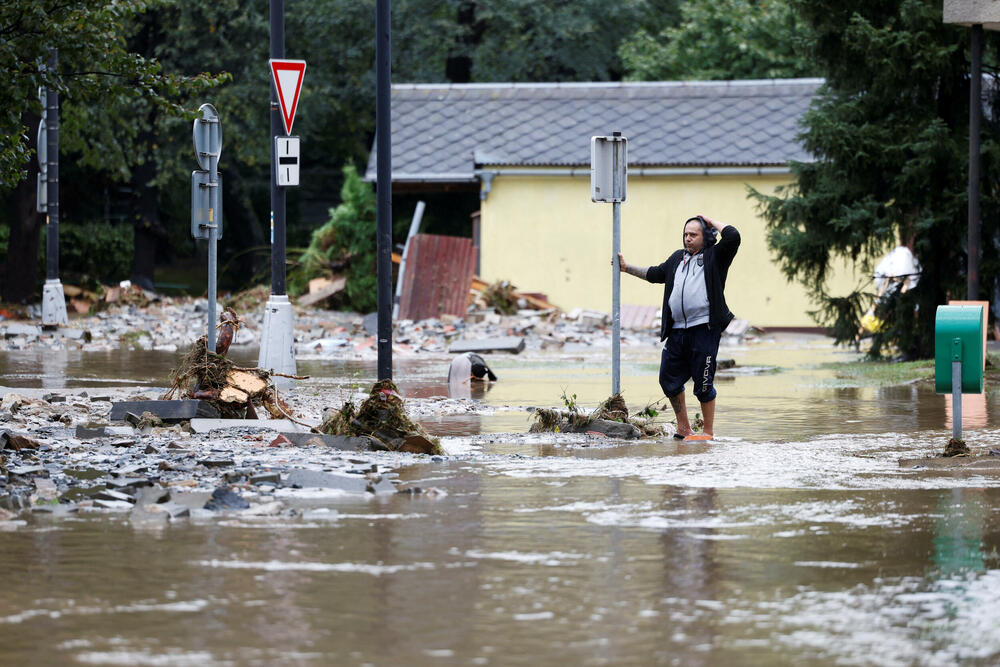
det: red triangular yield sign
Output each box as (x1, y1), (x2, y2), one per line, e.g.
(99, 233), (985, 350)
(269, 59), (307, 135)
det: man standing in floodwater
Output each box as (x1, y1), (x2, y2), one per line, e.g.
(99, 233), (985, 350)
(618, 214), (740, 441)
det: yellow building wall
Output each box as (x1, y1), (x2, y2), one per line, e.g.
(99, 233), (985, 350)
(479, 172), (858, 329)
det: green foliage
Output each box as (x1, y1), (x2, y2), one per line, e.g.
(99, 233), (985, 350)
(0, 0), (227, 188)
(288, 165), (377, 311)
(57, 222), (134, 286)
(462, 0), (649, 82)
(0, 222), (132, 288)
(620, 0), (818, 81)
(560, 389), (580, 414)
(752, 0), (998, 359)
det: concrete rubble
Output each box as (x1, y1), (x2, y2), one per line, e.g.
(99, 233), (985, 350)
(0, 293), (758, 526)
(0, 386), (438, 525)
(0, 292), (755, 357)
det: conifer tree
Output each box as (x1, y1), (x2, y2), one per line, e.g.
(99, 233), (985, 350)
(753, 0), (1000, 358)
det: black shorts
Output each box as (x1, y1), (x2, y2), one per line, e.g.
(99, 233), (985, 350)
(659, 324), (721, 403)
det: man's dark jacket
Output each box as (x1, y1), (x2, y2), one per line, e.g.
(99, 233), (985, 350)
(645, 225), (741, 341)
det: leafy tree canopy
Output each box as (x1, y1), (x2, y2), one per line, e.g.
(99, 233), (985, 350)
(0, 0), (227, 189)
(620, 0), (818, 81)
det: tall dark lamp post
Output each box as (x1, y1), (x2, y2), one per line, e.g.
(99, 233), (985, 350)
(41, 48), (67, 326)
(943, 1), (1000, 300)
(376, 0), (393, 380)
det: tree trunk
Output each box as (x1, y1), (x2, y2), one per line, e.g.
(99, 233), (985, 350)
(3, 112), (43, 303)
(446, 1), (485, 83)
(225, 168), (266, 281)
(129, 127), (164, 291)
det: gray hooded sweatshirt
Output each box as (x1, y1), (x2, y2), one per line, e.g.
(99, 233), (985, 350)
(667, 251), (710, 328)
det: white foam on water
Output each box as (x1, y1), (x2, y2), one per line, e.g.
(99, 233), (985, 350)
(744, 569), (1000, 664)
(513, 500), (628, 514)
(513, 611), (555, 621)
(193, 559), (435, 576)
(0, 599), (209, 625)
(441, 439), (477, 456)
(335, 513), (428, 520)
(463, 549), (587, 567)
(75, 650), (218, 666)
(272, 487), (353, 499)
(793, 561), (864, 569)
(484, 431), (1000, 491)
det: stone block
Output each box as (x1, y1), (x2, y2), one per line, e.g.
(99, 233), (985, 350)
(110, 400), (219, 423)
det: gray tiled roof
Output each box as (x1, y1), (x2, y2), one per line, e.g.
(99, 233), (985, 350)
(365, 79), (822, 182)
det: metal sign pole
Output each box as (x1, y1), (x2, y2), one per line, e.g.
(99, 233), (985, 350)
(590, 132), (627, 397)
(270, 0), (286, 298)
(192, 104), (222, 350)
(952, 360), (962, 441)
(611, 160), (621, 396)
(208, 149), (219, 352)
(258, 0), (297, 388)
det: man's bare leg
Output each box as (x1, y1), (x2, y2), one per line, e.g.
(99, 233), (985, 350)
(701, 398), (715, 437)
(669, 392), (694, 437)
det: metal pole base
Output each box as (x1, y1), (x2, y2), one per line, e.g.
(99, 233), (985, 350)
(258, 295), (297, 390)
(41, 279), (68, 326)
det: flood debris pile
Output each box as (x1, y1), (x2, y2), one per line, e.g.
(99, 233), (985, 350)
(530, 393), (667, 440)
(943, 438), (971, 457)
(319, 380), (442, 455)
(477, 281), (519, 315)
(164, 309), (293, 420)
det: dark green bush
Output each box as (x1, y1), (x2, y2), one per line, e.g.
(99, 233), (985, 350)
(44, 222), (134, 286)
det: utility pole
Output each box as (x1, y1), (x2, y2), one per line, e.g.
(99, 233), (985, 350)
(376, 0), (393, 380)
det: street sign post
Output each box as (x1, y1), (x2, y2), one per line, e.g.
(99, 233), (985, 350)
(259, 6), (302, 388)
(591, 132), (628, 396)
(36, 119), (47, 214)
(191, 103), (223, 351)
(37, 87), (47, 213)
(275, 136), (300, 186)
(269, 59), (306, 135)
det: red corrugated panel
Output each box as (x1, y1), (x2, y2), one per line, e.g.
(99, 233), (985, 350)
(620, 304), (659, 330)
(398, 234), (477, 321)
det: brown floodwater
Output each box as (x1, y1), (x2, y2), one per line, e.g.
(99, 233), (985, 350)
(2, 335), (1000, 665)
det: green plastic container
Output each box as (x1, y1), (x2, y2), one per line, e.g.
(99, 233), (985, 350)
(934, 305), (984, 394)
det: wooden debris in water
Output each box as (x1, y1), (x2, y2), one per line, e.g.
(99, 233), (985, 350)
(943, 438), (971, 457)
(530, 393), (666, 438)
(319, 380), (442, 455)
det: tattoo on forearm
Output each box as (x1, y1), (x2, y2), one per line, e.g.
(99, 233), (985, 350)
(624, 264), (647, 279)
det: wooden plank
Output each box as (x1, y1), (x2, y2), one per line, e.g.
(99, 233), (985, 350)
(109, 400), (219, 423)
(469, 276), (559, 311)
(297, 276), (346, 307)
(449, 336), (525, 354)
